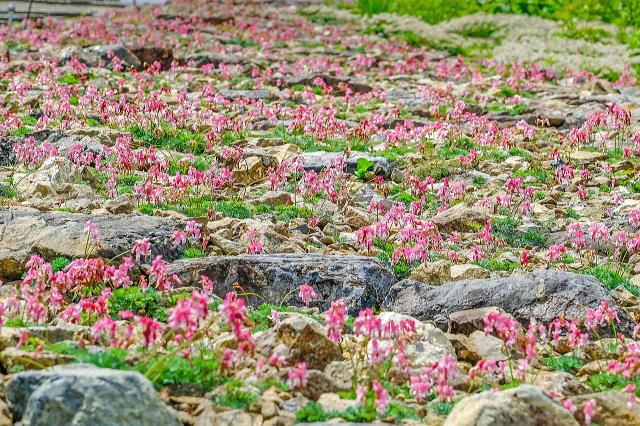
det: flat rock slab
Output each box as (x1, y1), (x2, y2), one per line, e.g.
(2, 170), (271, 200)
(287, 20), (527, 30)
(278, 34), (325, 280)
(167, 254), (397, 314)
(300, 152), (391, 177)
(6, 364), (179, 426)
(0, 208), (182, 280)
(218, 89), (272, 100)
(382, 269), (634, 333)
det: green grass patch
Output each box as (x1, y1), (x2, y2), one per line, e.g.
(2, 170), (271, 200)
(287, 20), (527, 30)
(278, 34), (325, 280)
(544, 355), (583, 373)
(581, 266), (640, 297)
(473, 258), (518, 271)
(127, 124), (206, 154)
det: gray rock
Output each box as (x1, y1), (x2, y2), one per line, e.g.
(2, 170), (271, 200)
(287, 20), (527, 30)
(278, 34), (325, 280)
(167, 254), (397, 314)
(0, 208), (182, 280)
(186, 53), (243, 67)
(284, 73), (373, 93)
(14, 157), (91, 197)
(218, 90), (271, 100)
(299, 152), (391, 178)
(444, 384), (579, 426)
(58, 45), (100, 66)
(44, 132), (106, 156)
(560, 102), (604, 130)
(85, 44), (141, 69)
(382, 269), (634, 333)
(0, 136), (16, 166)
(6, 364), (180, 426)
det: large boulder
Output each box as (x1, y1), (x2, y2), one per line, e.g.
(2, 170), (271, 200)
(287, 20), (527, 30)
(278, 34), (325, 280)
(167, 254), (397, 313)
(6, 364), (180, 426)
(444, 385), (579, 426)
(0, 208), (182, 280)
(382, 270), (634, 333)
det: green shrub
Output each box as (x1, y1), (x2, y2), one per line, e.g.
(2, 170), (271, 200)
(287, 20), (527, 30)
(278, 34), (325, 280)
(108, 287), (167, 321)
(214, 381), (258, 408)
(139, 353), (224, 391)
(51, 257), (71, 273)
(181, 248), (206, 259)
(492, 217), (522, 246)
(473, 259), (518, 271)
(517, 229), (548, 248)
(544, 355), (583, 373)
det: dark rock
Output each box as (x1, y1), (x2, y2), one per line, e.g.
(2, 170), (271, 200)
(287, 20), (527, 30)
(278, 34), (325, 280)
(559, 102), (603, 130)
(167, 254), (397, 314)
(0, 137), (16, 166)
(6, 364), (180, 426)
(131, 47), (174, 70)
(382, 270), (635, 333)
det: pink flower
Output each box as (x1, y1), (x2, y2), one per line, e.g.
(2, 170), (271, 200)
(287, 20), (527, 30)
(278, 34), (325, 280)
(167, 293), (208, 338)
(546, 244), (566, 264)
(585, 301), (620, 332)
(298, 284), (318, 307)
(16, 331), (29, 349)
(171, 230), (187, 248)
(355, 385), (366, 406)
(583, 399), (597, 425)
(354, 308), (382, 338)
(325, 298), (346, 343)
(135, 316), (164, 348)
(520, 251), (530, 266)
(471, 245), (485, 262)
(132, 238), (151, 263)
(484, 311), (519, 348)
(562, 399), (577, 414)
(200, 275), (215, 295)
(372, 382), (389, 415)
(84, 220), (100, 245)
(185, 220), (201, 242)
(287, 362), (308, 390)
(246, 230), (264, 254)
(624, 384), (637, 409)
(270, 309), (281, 324)
(92, 315), (117, 343)
(118, 310), (134, 319)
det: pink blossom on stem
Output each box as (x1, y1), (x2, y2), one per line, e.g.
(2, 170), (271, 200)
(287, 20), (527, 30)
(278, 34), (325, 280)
(298, 284), (318, 307)
(287, 362), (308, 390)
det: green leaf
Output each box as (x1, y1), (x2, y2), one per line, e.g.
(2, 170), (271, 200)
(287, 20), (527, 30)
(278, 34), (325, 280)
(356, 158), (374, 179)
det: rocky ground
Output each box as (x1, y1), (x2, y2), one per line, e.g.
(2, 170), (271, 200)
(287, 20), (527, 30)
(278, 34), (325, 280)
(0, 0), (638, 425)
